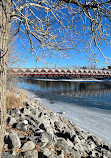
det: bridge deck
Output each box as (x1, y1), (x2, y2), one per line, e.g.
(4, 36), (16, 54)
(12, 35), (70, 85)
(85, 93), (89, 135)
(8, 68), (111, 78)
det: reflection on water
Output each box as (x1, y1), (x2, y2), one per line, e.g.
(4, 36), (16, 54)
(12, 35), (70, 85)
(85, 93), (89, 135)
(16, 78), (111, 111)
(17, 78), (111, 98)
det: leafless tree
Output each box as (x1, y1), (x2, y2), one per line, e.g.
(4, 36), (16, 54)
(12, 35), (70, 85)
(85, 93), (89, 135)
(0, 0), (111, 156)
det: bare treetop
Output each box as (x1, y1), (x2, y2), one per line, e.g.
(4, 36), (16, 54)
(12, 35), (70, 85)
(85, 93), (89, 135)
(10, 0), (111, 64)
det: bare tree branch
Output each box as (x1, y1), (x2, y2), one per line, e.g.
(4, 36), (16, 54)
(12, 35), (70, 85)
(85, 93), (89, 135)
(9, 0), (111, 65)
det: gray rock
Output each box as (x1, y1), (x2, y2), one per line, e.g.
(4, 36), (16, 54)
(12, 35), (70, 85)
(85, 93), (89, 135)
(23, 120), (28, 125)
(23, 108), (31, 115)
(88, 142), (95, 150)
(7, 116), (17, 126)
(8, 108), (19, 116)
(69, 129), (76, 138)
(35, 132), (52, 147)
(38, 117), (52, 131)
(66, 139), (74, 148)
(43, 148), (51, 157)
(21, 125), (28, 132)
(50, 112), (58, 122)
(54, 121), (64, 130)
(25, 115), (37, 126)
(19, 113), (26, 120)
(56, 138), (70, 152)
(30, 108), (36, 115)
(46, 127), (54, 139)
(16, 122), (28, 132)
(91, 150), (96, 157)
(34, 129), (44, 136)
(59, 111), (65, 114)
(73, 135), (81, 144)
(41, 132), (52, 147)
(74, 143), (84, 152)
(21, 141), (35, 152)
(8, 130), (21, 149)
(22, 150), (38, 158)
(5, 91), (111, 158)
(49, 119), (55, 129)
(43, 118), (51, 127)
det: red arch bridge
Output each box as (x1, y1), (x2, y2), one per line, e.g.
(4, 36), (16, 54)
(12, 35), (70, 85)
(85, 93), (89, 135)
(8, 68), (111, 79)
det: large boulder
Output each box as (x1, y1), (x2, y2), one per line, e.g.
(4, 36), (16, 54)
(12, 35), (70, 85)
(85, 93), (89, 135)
(5, 130), (21, 149)
(21, 141), (35, 152)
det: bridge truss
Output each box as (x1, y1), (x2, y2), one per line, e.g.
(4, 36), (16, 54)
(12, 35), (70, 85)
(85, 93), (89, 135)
(8, 68), (111, 79)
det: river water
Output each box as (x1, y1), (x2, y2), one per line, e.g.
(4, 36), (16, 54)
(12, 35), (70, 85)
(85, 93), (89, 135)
(17, 78), (111, 145)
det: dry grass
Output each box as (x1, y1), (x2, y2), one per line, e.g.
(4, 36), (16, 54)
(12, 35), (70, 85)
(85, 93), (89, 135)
(6, 89), (26, 110)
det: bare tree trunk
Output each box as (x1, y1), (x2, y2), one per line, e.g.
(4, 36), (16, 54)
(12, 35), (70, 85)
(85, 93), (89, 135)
(0, 1), (10, 157)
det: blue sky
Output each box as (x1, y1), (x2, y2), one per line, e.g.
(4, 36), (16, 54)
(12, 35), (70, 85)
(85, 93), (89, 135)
(11, 39), (111, 69)
(10, 0), (111, 69)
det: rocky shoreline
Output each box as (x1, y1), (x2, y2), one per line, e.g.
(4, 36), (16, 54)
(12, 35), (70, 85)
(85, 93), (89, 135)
(2, 89), (111, 158)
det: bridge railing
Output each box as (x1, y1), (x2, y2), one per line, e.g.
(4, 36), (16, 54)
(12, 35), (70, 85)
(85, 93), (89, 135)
(7, 68), (111, 78)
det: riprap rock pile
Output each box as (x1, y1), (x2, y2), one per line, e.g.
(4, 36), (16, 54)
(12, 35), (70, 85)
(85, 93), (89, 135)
(3, 95), (111, 158)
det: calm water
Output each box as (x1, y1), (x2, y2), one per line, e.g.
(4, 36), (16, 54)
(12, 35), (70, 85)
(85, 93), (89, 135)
(17, 78), (111, 112)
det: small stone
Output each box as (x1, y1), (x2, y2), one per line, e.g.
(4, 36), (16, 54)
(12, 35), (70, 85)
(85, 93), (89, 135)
(54, 121), (64, 130)
(23, 120), (28, 125)
(25, 116), (36, 126)
(73, 135), (81, 144)
(43, 148), (51, 157)
(59, 111), (65, 114)
(24, 108), (31, 115)
(9, 117), (17, 126)
(36, 132), (52, 147)
(16, 122), (28, 132)
(21, 141), (35, 152)
(56, 138), (70, 152)
(19, 113), (25, 119)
